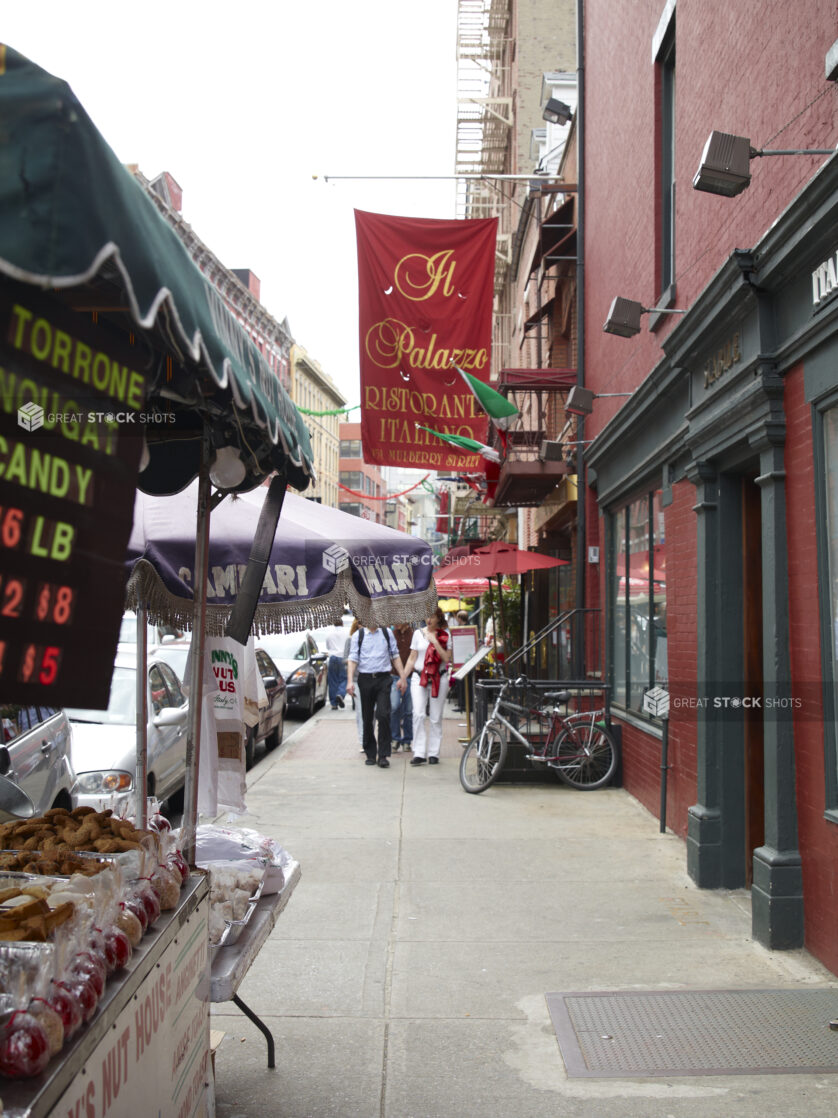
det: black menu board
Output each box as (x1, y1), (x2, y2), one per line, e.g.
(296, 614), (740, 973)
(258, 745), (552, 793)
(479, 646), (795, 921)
(0, 279), (148, 706)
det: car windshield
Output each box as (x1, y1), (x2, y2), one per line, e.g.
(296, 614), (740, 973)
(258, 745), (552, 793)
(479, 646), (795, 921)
(260, 634), (309, 661)
(66, 667), (136, 725)
(160, 648), (189, 683)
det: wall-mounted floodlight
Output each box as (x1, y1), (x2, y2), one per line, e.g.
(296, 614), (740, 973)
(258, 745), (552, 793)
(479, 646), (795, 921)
(542, 98), (573, 126)
(693, 130), (836, 197)
(603, 296), (686, 338)
(565, 385), (633, 417)
(565, 386), (595, 416)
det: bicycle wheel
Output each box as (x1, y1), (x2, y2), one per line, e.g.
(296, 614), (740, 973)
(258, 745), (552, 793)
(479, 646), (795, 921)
(550, 723), (617, 790)
(459, 723), (508, 793)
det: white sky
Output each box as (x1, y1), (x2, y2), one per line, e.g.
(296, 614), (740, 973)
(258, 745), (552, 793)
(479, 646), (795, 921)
(3, 0), (460, 406)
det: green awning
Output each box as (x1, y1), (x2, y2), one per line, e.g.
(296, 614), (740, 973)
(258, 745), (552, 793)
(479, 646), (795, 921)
(0, 45), (314, 493)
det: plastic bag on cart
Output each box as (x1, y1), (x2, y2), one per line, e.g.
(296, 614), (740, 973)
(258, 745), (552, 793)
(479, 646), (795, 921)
(186, 823), (292, 894)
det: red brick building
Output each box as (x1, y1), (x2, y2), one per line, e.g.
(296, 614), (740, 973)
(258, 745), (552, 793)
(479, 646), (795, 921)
(339, 421), (385, 524)
(580, 0), (838, 966)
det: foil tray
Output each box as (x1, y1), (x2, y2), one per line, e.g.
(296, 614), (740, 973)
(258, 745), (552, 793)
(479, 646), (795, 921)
(211, 875), (264, 949)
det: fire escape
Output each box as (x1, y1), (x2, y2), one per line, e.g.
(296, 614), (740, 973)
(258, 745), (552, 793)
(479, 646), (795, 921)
(456, 0), (579, 515)
(491, 183), (580, 508)
(456, 0), (514, 299)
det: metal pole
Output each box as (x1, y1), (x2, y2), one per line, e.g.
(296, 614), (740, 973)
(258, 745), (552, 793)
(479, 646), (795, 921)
(496, 575), (508, 663)
(320, 173), (577, 184)
(487, 580), (500, 665)
(226, 474), (288, 645)
(181, 430), (212, 866)
(462, 673), (472, 742)
(135, 603), (148, 828)
(659, 718), (669, 834)
(574, 0), (587, 681)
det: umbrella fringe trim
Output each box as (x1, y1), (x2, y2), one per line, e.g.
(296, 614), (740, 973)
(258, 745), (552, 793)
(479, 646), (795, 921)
(125, 560), (438, 636)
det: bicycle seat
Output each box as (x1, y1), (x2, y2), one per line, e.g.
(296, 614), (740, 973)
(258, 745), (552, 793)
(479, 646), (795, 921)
(543, 690), (570, 703)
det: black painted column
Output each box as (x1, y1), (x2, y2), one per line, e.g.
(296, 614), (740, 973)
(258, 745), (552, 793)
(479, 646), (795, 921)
(752, 435), (804, 948)
(686, 461), (723, 887)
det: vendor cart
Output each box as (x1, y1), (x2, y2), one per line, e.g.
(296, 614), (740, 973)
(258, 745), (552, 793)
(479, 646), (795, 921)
(0, 44), (437, 1116)
(1, 875), (211, 1118)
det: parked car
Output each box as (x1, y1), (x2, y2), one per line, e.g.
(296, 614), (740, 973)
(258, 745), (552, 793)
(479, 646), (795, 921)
(257, 631), (328, 718)
(117, 611), (185, 655)
(245, 649), (288, 768)
(150, 638), (191, 686)
(66, 651), (188, 813)
(144, 637), (284, 768)
(0, 704), (76, 818)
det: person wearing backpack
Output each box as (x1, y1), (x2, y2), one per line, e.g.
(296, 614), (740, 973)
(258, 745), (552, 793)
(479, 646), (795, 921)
(346, 623), (407, 768)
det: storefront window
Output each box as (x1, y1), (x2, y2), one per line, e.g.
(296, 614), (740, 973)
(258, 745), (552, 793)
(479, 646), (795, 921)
(612, 508), (627, 706)
(610, 490), (667, 714)
(651, 491), (668, 686)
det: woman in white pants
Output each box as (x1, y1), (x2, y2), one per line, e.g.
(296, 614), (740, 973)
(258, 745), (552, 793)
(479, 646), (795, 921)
(403, 609), (453, 765)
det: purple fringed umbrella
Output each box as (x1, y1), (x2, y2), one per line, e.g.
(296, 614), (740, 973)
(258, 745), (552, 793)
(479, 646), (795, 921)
(125, 480), (437, 634)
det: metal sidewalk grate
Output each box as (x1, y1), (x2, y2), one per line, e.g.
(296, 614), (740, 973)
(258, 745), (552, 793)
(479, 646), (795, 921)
(545, 988), (838, 1077)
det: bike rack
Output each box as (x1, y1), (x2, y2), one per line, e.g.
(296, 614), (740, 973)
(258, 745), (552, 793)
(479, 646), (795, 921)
(473, 677), (612, 744)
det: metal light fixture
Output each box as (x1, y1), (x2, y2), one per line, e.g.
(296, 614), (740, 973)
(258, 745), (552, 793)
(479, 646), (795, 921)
(565, 386), (596, 416)
(693, 130), (836, 197)
(603, 296), (686, 338)
(209, 445), (247, 489)
(564, 386), (634, 418)
(538, 439), (565, 461)
(542, 98), (573, 126)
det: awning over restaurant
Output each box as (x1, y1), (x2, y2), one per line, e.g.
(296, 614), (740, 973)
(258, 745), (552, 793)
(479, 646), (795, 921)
(0, 45), (314, 493)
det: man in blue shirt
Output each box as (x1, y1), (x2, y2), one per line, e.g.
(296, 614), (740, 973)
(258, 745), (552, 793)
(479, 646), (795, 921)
(346, 624), (407, 768)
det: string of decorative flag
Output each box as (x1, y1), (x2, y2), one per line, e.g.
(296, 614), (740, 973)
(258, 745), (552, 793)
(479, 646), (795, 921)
(297, 403), (361, 416)
(300, 364), (519, 501)
(338, 473), (431, 500)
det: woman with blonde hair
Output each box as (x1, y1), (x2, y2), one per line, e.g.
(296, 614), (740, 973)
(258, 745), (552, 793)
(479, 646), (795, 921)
(403, 607), (453, 765)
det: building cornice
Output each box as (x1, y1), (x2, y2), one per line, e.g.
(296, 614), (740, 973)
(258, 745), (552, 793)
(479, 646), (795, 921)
(133, 169), (293, 350)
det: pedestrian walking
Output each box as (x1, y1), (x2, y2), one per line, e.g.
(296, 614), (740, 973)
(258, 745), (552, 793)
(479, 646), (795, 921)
(390, 622), (414, 751)
(346, 619), (365, 752)
(403, 608), (452, 766)
(346, 623), (407, 768)
(324, 623), (348, 709)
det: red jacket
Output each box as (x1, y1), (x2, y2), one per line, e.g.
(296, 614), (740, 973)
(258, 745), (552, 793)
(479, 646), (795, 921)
(419, 629), (449, 697)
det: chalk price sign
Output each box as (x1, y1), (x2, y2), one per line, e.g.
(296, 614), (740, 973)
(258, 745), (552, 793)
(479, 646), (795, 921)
(0, 279), (148, 706)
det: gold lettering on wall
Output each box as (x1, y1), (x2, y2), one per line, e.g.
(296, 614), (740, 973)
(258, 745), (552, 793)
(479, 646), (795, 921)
(703, 332), (742, 389)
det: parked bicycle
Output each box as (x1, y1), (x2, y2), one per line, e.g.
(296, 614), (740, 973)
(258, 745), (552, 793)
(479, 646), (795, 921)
(459, 676), (618, 794)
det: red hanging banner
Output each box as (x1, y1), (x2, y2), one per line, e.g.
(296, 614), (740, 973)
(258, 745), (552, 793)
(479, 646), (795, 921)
(355, 210), (498, 471)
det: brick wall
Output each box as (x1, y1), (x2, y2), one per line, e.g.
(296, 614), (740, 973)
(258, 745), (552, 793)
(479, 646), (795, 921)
(514, 0), (576, 172)
(784, 365), (838, 972)
(583, 0), (838, 442)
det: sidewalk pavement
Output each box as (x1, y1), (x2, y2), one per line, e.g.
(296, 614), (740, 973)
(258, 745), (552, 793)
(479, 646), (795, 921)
(211, 700), (838, 1118)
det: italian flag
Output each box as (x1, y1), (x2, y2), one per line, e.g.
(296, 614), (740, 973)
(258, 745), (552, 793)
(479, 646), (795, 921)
(453, 365), (519, 430)
(417, 425), (501, 463)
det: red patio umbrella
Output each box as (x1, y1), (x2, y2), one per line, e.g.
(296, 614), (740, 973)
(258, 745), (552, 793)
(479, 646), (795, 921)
(438, 544), (567, 658)
(434, 574), (492, 597)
